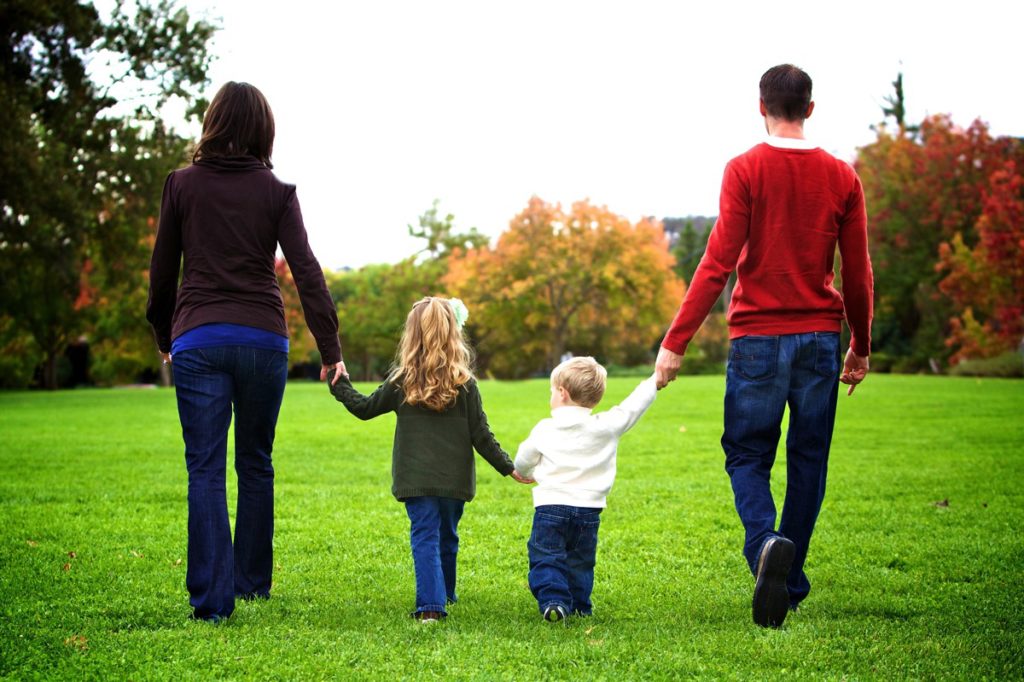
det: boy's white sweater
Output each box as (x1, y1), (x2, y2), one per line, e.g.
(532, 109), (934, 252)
(514, 376), (657, 508)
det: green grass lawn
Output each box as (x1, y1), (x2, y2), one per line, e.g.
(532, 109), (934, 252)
(1, 375), (1022, 680)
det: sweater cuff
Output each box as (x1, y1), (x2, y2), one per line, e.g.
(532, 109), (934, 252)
(661, 338), (689, 356)
(850, 338), (870, 358)
(317, 337), (342, 365)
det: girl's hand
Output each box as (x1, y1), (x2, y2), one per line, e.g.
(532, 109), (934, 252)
(511, 470), (535, 484)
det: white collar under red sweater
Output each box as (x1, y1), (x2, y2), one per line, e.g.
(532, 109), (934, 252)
(766, 135), (819, 150)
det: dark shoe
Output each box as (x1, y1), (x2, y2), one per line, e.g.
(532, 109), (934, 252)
(190, 613), (227, 624)
(412, 610), (444, 622)
(543, 604), (568, 623)
(237, 592), (270, 602)
(752, 536), (795, 628)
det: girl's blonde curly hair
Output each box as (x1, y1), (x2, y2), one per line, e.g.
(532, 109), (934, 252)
(390, 297), (475, 411)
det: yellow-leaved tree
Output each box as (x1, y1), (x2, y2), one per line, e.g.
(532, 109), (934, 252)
(445, 197), (684, 378)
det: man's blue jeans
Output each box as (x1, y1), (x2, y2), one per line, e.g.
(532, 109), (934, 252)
(172, 346), (288, 620)
(527, 505), (602, 615)
(404, 496), (465, 616)
(722, 332), (840, 607)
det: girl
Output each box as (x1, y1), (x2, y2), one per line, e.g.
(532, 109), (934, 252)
(328, 297), (530, 621)
(146, 82), (346, 622)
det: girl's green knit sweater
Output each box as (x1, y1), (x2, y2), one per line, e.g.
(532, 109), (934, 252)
(328, 371), (514, 501)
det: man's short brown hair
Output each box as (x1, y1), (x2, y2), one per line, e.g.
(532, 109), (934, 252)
(551, 356), (607, 408)
(759, 64), (812, 122)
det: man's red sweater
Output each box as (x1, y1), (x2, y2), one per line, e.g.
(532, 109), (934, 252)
(662, 141), (873, 357)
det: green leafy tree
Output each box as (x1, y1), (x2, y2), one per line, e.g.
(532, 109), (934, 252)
(408, 199), (490, 261)
(328, 260), (442, 381)
(0, 0), (216, 388)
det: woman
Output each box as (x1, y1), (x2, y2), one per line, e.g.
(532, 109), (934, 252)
(146, 81), (346, 622)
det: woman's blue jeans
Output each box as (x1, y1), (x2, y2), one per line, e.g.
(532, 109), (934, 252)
(404, 496), (465, 615)
(722, 332), (840, 607)
(527, 505), (602, 616)
(172, 346), (288, 620)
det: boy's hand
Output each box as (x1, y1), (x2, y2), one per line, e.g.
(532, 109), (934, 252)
(511, 470), (535, 484)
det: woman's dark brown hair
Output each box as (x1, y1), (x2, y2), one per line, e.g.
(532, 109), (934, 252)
(193, 81), (275, 168)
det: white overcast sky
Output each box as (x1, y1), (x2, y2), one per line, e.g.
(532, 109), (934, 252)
(168, 0), (1021, 270)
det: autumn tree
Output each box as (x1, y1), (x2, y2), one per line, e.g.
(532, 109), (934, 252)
(445, 197), (684, 378)
(937, 159), (1024, 361)
(0, 0), (215, 388)
(856, 111), (1018, 368)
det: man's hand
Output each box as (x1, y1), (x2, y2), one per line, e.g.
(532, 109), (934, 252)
(655, 346), (683, 389)
(321, 361), (349, 384)
(511, 470), (535, 484)
(840, 348), (869, 396)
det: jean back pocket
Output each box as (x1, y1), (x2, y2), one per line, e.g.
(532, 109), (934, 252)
(729, 335), (779, 381)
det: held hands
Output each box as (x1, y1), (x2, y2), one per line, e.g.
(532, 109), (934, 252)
(840, 348), (870, 395)
(654, 346), (683, 390)
(511, 470), (535, 485)
(321, 361), (349, 385)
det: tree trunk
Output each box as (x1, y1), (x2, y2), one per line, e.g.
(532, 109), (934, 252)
(548, 320), (569, 372)
(42, 349), (58, 390)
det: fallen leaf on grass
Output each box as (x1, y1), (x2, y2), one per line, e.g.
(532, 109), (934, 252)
(933, 499), (949, 508)
(129, 550), (144, 558)
(173, 558), (183, 566)
(68, 551), (77, 558)
(26, 540), (38, 547)
(62, 563), (71, 572)
(64, 634), (88, 651)
(678, 425), (687, 433)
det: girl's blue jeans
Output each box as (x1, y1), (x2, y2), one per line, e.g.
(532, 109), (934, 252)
(172, 346), (288, 620)
(722, 332), (841, 607)
(404, 496), (465, 615)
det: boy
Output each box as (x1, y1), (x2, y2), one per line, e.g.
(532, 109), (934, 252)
(514, 357), (657, 622)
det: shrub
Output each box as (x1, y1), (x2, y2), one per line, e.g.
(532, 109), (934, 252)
(949, 351), (1024, 378)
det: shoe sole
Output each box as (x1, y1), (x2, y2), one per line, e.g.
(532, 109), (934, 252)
(543, 606), (567, 623)
(752, 537), (795, 628)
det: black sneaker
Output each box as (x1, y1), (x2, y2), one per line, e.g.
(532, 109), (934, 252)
(752, 536), (795, 628)
(543, 604), (568, 623)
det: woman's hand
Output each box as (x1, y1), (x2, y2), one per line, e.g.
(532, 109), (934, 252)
(321, 361), (349, 384)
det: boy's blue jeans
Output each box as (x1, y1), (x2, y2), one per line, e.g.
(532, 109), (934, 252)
(722, 332), (841, 607)
(527, 505), (602, 615)
(404, 496), (465, 616)
(172, 346), (288, 620)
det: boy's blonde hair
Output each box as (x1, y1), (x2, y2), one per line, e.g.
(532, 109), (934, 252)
(551, 356), (607, 408)
(391, 297), (475, 411)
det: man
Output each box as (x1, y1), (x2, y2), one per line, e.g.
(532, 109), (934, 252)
(655, 64), (873, 628)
